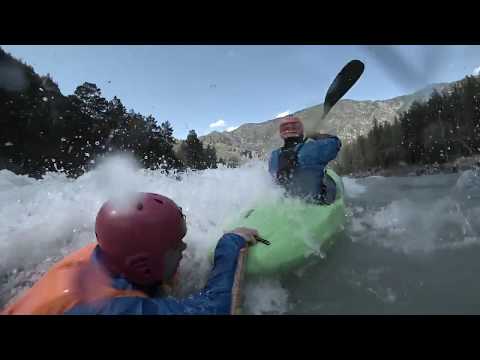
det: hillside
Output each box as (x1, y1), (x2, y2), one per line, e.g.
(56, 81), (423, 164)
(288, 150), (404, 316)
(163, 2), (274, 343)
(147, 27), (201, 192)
(197, 82), (451, 163)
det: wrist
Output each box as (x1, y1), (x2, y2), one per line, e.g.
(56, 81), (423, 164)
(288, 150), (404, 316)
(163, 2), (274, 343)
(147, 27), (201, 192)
(221, 232), (247, 247)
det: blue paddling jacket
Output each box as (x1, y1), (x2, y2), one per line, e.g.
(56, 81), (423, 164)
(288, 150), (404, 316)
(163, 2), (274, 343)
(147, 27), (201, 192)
(268, 136), (341, 200)
(0, 233), (246, 315)
(1, 233), (247, 315)
(64, 234), (246, 315)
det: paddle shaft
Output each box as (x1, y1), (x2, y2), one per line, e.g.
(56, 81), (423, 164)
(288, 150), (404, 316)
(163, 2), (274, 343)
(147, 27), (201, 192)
(230, 246), (248, 315)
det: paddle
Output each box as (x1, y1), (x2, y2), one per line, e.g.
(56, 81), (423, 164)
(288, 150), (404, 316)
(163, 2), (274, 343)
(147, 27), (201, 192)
(321, 59), (365, 120)
(303, 60), (364, 140)
(230, 235), (270, 315)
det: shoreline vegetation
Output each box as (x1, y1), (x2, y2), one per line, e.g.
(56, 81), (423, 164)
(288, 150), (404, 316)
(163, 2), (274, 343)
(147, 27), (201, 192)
(2, 47), (480, 180)
(0, 48), (220, 180)
(336, 74), (480, 177)
(347, 154), (480, 178)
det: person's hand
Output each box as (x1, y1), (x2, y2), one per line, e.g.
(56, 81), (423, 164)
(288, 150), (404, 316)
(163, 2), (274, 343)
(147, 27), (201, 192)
(226, 227), (259, 245)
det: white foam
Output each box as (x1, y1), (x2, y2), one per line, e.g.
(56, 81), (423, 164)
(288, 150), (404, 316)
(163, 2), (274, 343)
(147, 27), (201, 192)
(349, 197), (480, 254)
(343, 177), (367, 198)
(0, 154), (286, 310)
(243, 278), (289, 314)
(453, 168), (480, 201)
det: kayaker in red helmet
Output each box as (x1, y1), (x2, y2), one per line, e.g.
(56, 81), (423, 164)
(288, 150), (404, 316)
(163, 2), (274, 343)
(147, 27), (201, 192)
(2, 192), (259, 315)
(269, 115), (342, 203)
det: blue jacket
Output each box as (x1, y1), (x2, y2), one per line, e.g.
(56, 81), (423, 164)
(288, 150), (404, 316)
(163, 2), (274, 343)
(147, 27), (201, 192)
(65, 234), (246, 315)
(268, 136), (341, 199)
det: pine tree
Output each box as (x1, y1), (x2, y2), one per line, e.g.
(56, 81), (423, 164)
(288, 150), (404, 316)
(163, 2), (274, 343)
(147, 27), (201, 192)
(204, 144), (218, 169)
(0, 47), (191, 178)
(73, 82), (108, 121)
(180, 130), (206, 170)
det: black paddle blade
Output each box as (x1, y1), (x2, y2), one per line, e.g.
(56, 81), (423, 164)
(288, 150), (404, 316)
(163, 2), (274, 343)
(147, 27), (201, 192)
(322, 60), (365, 119)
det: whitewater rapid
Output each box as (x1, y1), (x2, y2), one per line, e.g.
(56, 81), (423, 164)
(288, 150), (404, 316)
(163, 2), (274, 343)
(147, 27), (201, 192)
(2, 155), (480, 314)
(0, 155), (287, 312)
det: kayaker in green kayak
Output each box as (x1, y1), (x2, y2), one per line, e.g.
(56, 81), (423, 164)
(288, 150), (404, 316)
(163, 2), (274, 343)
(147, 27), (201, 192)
(268, 115), (342, 204)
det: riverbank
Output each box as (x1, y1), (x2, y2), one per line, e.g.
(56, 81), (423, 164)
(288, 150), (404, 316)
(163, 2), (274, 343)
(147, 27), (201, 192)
(348, 155), (480, 178)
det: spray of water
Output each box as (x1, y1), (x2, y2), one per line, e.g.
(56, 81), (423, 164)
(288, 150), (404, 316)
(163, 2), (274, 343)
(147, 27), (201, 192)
(0, 154), (287, 312)
(3, 156), (480, 313)
(345, 173), (480, 254)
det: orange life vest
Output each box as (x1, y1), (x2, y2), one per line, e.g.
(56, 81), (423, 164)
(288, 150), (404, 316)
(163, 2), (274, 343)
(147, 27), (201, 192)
(1, 243), (147, 315)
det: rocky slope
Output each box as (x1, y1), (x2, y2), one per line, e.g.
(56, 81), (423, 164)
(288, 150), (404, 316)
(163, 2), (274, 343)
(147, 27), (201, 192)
(198, 82), (452, 163)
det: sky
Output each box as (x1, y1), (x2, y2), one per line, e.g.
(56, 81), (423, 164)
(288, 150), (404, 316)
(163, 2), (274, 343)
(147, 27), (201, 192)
(2, 45), (480, 139)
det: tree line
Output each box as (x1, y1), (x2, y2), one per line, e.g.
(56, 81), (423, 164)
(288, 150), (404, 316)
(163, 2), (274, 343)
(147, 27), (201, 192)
(337, 75), (480, 174)
(0, 48), (219, 179)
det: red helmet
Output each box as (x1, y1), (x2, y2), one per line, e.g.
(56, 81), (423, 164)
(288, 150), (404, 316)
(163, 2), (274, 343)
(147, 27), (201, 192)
(95, 192), (187, 286)
(279, 115), (304, 139)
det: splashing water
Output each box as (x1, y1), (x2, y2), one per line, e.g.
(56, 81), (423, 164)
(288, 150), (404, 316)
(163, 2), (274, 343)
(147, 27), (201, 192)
(243, 278), (289, 314)
(0, 154), (285, 311)
(3, 157), (480, 314)
(345, 173), (480, 254)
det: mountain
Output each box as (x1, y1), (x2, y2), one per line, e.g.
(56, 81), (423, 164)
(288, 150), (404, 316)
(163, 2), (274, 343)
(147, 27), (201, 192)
(197, 82), (452, 163)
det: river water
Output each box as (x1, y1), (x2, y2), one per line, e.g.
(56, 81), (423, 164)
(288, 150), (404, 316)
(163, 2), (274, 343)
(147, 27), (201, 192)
(2, 155), (480, 314)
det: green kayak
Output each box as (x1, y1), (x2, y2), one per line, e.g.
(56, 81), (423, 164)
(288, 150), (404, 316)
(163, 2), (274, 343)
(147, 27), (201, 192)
(220, 169), (346, 276)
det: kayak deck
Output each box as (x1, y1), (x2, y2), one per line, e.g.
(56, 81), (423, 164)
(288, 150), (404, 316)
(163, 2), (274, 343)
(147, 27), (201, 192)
(226, 169), (346, 276)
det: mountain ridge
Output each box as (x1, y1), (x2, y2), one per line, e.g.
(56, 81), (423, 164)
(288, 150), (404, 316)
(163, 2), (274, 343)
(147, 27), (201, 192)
(196, 80), (452, 162)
